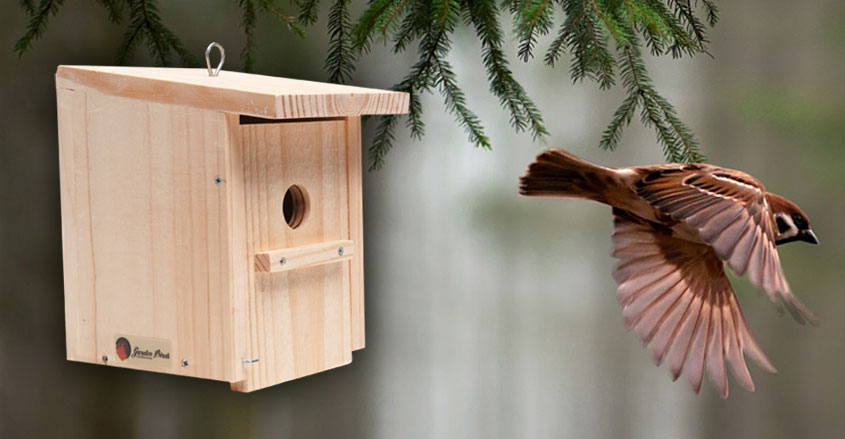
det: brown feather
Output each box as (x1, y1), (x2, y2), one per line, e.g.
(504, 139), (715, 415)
(519, 150), (820, 396)
(519, 149), (618, 203)
(611, 211), (776, 396)
(633, 165), (818, 325)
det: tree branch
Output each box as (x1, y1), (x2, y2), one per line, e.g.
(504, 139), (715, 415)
(15, 0), (720, 167)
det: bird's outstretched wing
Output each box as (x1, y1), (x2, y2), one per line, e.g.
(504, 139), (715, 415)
(635, 166), (818, 325)
(611, 209), (775, 397)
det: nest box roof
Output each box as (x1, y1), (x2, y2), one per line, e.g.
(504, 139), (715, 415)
(56, 66), (409, 120)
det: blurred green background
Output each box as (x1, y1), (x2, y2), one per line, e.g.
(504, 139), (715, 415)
(2, 1), (844, 438)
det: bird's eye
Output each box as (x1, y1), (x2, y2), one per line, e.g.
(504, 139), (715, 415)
(776, 216), (791, 234)
(792, 214), (808, 229)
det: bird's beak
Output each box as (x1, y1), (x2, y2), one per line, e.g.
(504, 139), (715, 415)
(800, 229), (819, 245)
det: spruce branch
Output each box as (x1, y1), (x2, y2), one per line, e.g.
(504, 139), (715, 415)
(433, 55), (491, 149)
(117, 0), (191, 66)
(116, 20), (143, 65)
(97, 0), (124, 24)
(466, 0), (547, 139)
(502, 0), (521, 15)
(558, 0), (616, 89)
(368, 1), (444, 169)
(394, 1), (488, 155)
(368, 67), (424, 169)
(14, 0), (66, 57)
(20, 0), (36, 15)
(352, 0), (407, 53)
(15, 0), (720, 167)
(239, 0), (258, 72)
(649, 87), (703, 161)
(326, 0), (355, 83)
(611, 39), (704, 162)
(240, 1), (306, 72)
(701, 0), (719, 26)
(297, 0), (321, 25)
(544, 20), (568, 66)
(391, 1), (426, 52)
(514, 0), (554, 62)
(669, 0), (708, 52)
(368, 113), (399, 170)
(599, 91), (637, 150)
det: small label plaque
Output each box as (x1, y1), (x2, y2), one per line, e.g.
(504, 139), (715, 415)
(114, 334), (172, 370)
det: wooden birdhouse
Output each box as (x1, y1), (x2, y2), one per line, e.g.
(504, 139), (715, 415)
(56, 58), (408, 392)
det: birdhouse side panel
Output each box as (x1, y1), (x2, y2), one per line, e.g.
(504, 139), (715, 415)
(345, 117), (365, 350)
(227, 118), (359, 392)
(57, 88), (239, 382)
(58, 87), (96, 363)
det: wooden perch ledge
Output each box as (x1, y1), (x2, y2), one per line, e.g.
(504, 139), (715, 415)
(255, 240), (354, 273)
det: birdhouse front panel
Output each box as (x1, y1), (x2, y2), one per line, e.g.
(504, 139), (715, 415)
(56, 66), (407, 392)
(227, 116), (364, 392)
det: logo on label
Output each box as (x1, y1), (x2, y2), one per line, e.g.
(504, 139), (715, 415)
(115, 337), (131, 361)
(113, 335), (173, 369)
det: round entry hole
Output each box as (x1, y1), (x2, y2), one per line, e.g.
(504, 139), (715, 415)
(283, 185), (309, 229)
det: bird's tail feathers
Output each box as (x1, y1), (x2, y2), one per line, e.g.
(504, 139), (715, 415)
(519, 149), (615, 204)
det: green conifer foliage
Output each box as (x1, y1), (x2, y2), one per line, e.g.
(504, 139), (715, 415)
(16, 0), (718, 169)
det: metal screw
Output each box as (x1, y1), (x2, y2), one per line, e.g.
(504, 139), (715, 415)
(338, 247), (344, 256)
(214, 175), (223, 186)
(181, 359), (189, 368)
(242, 358), (259, 364)
(102, 355), (109, 364)
(279, 257), (286, 266)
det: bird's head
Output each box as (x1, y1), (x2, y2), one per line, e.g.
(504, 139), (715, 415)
(766, 193), (818, 246)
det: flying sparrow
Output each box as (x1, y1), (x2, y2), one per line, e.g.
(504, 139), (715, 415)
(519, 149), (819, 397)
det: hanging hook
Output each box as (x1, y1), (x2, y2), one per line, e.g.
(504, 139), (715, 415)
(205, 42), (225, 77)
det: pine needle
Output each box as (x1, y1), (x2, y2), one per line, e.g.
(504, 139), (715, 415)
(15, 0), (720, 167)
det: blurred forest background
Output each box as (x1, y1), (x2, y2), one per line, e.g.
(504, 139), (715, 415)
(2, 1), (845, 438)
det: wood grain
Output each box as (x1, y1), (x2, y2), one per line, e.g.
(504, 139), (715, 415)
(345, 117), (366, 350)
(58, 88), (240, 382)
(229, 119), (354, 392)
(224, 114), (249, 384)
(57, 66), (409, 119)
(58, 67), (379, 391)
(255, 240), (354, 273)
(58, 86), (97, 362)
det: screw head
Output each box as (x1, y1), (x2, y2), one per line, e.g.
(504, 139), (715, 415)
(181, 359), (189, 368)
(338, 247), (344, 256)
(279, 257), (286, 266)
(214, 175), (223, 186)
(102, 355), (109, 364)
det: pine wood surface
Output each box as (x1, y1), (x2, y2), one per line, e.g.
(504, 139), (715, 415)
(58, 89), (241, 381)
(58, 67), (378, 391)
(254, 240), (355, 273)
(228, 119), (353, 392)
(57, 66), (409, 119)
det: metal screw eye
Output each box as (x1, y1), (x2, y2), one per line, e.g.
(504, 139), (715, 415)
(205, 42), (225, 77)
(338, 247), (344, 256)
